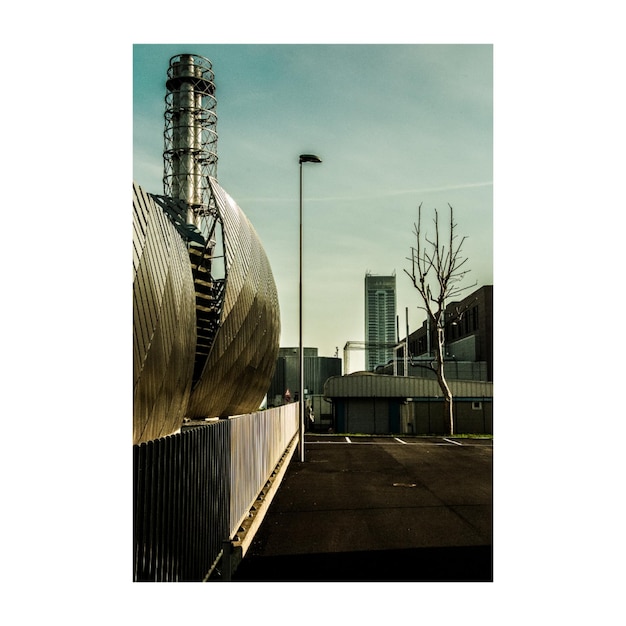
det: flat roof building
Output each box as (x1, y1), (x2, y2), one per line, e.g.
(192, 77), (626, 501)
(324, 373), (493, 435)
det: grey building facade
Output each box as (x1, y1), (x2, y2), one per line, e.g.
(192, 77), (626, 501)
(365, 273), (397, 371)
(267, 347), (342, 429)
(324, 374), (493, 435)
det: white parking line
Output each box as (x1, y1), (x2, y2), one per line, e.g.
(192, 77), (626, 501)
(305, 437), (490, 447)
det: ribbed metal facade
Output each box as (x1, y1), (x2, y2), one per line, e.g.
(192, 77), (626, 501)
(186, 177), (281, 418)
(324, 374), (493, 400)
(133, 183), (197, 445)
(133, 178), (281, 442)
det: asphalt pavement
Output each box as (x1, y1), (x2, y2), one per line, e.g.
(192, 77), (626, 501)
(232, 434), (492, 582)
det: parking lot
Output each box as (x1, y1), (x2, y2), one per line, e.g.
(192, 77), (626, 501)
(233, 434), (493, 582)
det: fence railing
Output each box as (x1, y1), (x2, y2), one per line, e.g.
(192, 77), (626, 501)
(228, 403), (300, 536)
(133, 403), (299, 582)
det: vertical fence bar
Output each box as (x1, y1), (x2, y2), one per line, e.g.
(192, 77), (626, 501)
(145, 440), (155, 579)
(161, 436), (170, 581)
(183, 432), (190, 581)
(179, 432), (189, 580)
(154, 438), (164, 580)
(132, 404), (298, 582)
(170, 435), (179, 580)
(133, 443), (143, 581)
(199, 427), (208, 578)
(165, 435), (175, 581)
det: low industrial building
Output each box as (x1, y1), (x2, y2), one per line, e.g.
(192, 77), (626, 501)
(324, 373), (492, 435)
(266, 347), (342, 430)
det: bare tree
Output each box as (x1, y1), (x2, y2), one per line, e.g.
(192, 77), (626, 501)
(404, 203), (475, 435)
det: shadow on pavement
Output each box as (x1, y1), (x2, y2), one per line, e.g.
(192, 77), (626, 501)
(233, 544), (492, 582)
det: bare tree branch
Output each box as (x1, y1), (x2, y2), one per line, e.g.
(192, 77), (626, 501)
(404, 203), (474, 435)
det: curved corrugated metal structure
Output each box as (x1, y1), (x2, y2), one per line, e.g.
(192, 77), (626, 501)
(133, 178), (281, 443)
(133, 183), (197, 444)
(134, 55), (281, 444)
(186, 177), (281, 418)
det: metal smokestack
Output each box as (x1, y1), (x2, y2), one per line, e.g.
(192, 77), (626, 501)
(163, 54), (218, 226)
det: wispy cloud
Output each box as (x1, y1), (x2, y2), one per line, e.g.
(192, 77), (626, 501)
(316, 181), (494, 202)
(381, 181), (493, 197)
(234, 181), (493, 205)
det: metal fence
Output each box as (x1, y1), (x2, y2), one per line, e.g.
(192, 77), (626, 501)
(133, 404), (298, 582)
(229, 403), (299, 535)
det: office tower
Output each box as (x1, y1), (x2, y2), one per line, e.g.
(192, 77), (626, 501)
(364, 273), (397, 371)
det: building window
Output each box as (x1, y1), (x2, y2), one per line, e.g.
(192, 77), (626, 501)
(417, 336), (426, 354)
(472, 401), (482, 410)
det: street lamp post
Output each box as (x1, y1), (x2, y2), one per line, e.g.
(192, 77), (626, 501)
(298, 153), (322, 462)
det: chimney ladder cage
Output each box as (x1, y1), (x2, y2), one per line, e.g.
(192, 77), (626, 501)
(163, 54), (218, 223)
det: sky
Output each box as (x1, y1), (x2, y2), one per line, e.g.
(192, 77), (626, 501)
(133, 44), (493, 370)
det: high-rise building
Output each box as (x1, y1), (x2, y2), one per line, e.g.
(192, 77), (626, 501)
(364, 272), (397, 370)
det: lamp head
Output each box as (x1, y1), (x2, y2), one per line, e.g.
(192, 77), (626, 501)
(299, 154), (322, 164)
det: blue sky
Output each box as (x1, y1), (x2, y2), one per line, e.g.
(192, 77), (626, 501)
(134, 44), (493, 368)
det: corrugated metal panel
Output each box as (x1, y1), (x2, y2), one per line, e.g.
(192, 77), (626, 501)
(133, 174), (281, 433)
(324, 374), (492, 399)
(186, 178), (280, 418)
(133, 183), (197, 445)
(449, 379), (493, 398)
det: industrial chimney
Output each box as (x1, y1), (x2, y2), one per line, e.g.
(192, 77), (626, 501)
(163, 54), (218, 227)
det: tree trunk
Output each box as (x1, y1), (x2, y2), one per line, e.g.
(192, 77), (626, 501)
(435, 326), (454, 435)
